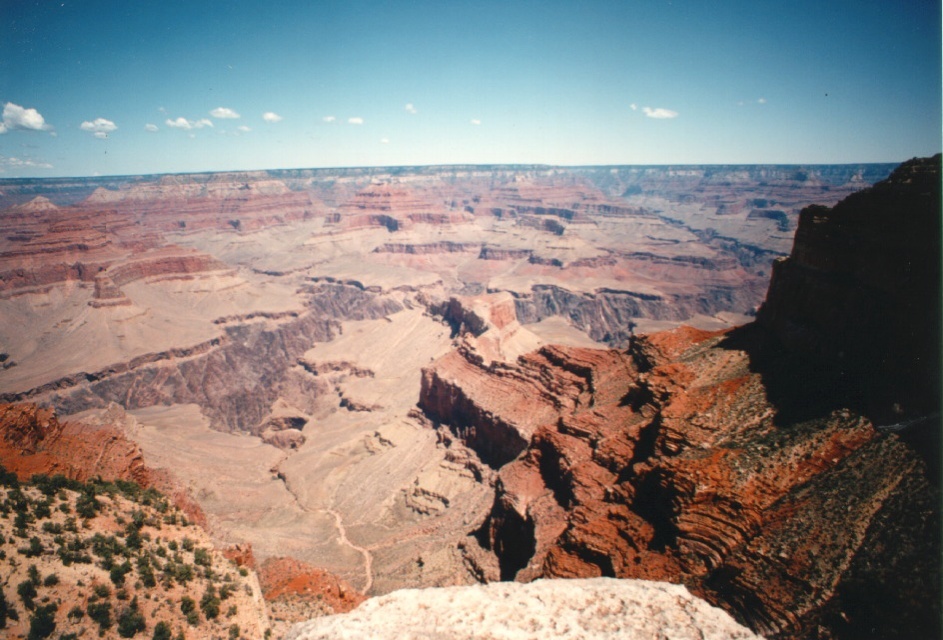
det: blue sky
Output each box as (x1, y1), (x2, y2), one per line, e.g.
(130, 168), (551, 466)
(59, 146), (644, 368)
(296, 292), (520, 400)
(1, 0), (940, 177)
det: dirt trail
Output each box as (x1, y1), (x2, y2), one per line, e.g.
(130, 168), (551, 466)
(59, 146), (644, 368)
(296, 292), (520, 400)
(326, 507), (374, 594)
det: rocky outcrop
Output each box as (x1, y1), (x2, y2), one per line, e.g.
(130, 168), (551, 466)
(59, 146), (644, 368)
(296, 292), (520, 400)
(419, 344), (631, 468)
(374, 241), (479, 255)
(299, 281), (404, 320)
(4, 312), (337, 433)
(512, 282), (762, 347)
(259, 557), (365, 622)
(285, 578), (762, 640)
(758, 154), (941, 420)
(437, 326), (939, 639)
(418, 157), (941, 639)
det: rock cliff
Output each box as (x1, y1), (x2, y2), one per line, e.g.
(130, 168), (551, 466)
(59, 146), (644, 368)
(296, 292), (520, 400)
(418, 157), (941, 639)
(758, 154), (941, 421)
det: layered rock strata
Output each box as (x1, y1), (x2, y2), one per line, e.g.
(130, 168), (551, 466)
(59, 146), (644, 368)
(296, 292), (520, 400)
(418, 157), (941, 639)
(422, 325), (939, 639)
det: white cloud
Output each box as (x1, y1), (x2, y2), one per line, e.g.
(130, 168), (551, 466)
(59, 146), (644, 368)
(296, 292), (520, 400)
(348, 117), (364, 125)
(323, 115), (336, 123)
(210, 107), (240, 119)
(80, 118), (118, 137)
(145, 123), (159, 132)
(263, 112), (283, 123)
(0, 123), (6, 134)
(166, 117), (213, 130)
(642, 106), (678, 119)
(236, 125), (251, 133)
(405, 103), (417, 114)
(630, 103), (638, 111)
(380, 137), (390, 144)
(758, 97), (767, 104)
(0, 155), (53, 169)
(470, 118), (482, 126)
(2, 102), (52, 132)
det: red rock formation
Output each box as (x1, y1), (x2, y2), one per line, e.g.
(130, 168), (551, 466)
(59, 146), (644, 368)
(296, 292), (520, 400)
(419, 158), (941, 639)
(259, 557), (365, 614)
(223, 542), (258, 569)
(422, 327), (939, 639)
(0, 402), (208, 526)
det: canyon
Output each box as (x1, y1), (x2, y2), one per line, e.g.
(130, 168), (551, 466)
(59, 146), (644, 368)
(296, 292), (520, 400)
(1, 158), (936, 638)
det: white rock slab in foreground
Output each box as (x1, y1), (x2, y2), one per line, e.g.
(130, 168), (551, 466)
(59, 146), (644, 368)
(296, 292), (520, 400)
(284, 577), (763, 640)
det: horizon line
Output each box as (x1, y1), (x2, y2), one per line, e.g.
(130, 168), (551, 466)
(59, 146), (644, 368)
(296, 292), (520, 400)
(0, 158), (921, 183)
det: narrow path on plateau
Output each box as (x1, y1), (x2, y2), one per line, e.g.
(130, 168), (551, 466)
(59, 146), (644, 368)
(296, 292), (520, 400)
(269, 454), (375, 594)
(326, 507), (374, 595)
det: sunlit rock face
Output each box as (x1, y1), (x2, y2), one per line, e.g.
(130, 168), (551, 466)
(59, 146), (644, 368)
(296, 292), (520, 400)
(0, 162), (912, 635)
(284, 578), (763, 640)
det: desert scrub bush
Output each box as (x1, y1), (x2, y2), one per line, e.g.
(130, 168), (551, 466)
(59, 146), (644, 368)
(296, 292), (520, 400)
(18, 536), (44, 557)
(179, 595), (196, 616)
(152, 620), (172, 640)
(0, 587), (12, 629)
(193, 547), (211, 567)
(92, 583), (112, 599)
(200, 584), (220, 620)
(117, 597), (146, 638)
(31, 499), (51, 520)
(40, 521), (62, 534)
(17, 580), (37, 609)
(27, 602), (57, 640)
(75, 488), (101, 519)
(87, 600), (113, 632)
(111, 559), (133, 586)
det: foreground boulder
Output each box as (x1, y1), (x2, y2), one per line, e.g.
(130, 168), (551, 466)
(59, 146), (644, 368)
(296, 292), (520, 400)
(284, 578), (762, 640)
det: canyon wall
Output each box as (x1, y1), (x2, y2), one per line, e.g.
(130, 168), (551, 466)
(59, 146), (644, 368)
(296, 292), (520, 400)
(758, 154), (941, 419)
(418, 157), (941, 639)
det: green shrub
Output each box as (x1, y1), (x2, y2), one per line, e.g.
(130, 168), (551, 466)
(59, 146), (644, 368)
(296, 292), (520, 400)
(87, 601), (113, 631)
(193, 547), (211, 567)
(93, 583), (112, 599)
(199, 584), (220, 620)
(27, 603), (57, 640)
(179, 596), (195, 615)
(0, 587), (10, 629)
(151, 621), (173, 640)
(17, 579), (37, 609)
(117, 598), (146, 638)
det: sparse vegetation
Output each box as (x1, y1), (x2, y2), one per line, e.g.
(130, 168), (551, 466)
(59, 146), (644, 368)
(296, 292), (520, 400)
(0, 464), (265, 638)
